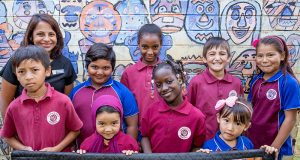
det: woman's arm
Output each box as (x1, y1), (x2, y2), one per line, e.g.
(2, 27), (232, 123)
(0, 79), (17, 117)
(40, 130), (80, 152)
(141, 137), (152, 153)
(271, 109), (297, 150)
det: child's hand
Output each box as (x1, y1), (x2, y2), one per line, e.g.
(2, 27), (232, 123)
(122, 150), (138, 156)
(196, 148), (212, 153)
(22, 146), (33, 151)
(39, 147), (59, 152)
(260, 145), (278, 154)
(75, 149), (86, 154)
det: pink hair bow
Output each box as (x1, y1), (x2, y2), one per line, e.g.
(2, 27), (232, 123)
(215, 96), (238, 111)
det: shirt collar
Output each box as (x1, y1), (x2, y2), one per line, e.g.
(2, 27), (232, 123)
(203, 68), (232, 84)
(20, 83), (53, 103)
(85, 77), (114, 88)
(257, 70), (283, 82)
(158, 96), (191, 115)
(136, 58), (160, 71)
(214, 131), (245, 151)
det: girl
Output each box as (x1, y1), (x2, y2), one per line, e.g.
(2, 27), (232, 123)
(121, 24), (162, 122)
(0, 14), (77, 117)
(140, 60), (206, 153)
(198, 96), (277, 157)
(79, 95), (138, 155)
(188, 37), (244, 140)
(248, 36), (300, 160)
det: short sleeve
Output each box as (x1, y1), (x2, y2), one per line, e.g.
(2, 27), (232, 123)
(281, 76), (300, 110)
(193, 113), (206, 147)
(64, 59), (77, 85)
(0, 58), (19, 85)
(64, 98), (83, 131)
(1, 107), (17, 138)
(187, 78), (197, 106)
(140, 108), (150, 137)
(119, 85), (138, 118)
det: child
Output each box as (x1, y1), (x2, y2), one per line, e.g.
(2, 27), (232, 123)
(201, 96), (253, 151)
(1, 45), (82, 151)
(79, 95), (138, 155)
(140, 60), (206, 153)
(121, 24), (162, 122)
(188, 37), (244, 140)
(70, 43), (138, 146)
(248, 36), (300, 160)
(198, 96), (278, 158)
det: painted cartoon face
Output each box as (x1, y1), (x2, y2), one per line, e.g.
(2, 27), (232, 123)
(183, 62), (206, 83)
(112, 64), (127, 82)
(80, 1), (121, 44)
(264, 1), (300, 30)
(115, 0), (149, 44)
(124, 33), (172, 62)
(13, 0), (54, 29)
(0, 2), (7, 24)
(221, 1), (261, 45)
(0, 30), (13, 69)
(231, 49), (256, 76)
(150, 0), (188, 33)
(185, 0), (219, 44)
(284, 34), (300, 66)
(59, 0), (83, 30)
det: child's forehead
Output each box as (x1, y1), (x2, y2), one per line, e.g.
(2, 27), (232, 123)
(154, 66), (176, 78)
(140, 33), (161, 40)
(18, 59), (43, 67)
(208, 44), (228, 51)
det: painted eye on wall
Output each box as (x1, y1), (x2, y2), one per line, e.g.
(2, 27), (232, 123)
(265, 2), (283, 9)
(196, 5), (204, 13)
(206, 4), (214, 13)
(288, 2), (296, 6)
(171, 5), (180, 13)
(231, 9), (240, 20)
(245, 9), (253, 19)
(158, 6), (167, 13)
(39, 10), (46, 14)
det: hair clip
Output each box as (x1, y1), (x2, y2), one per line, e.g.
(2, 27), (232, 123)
(252, 39), (260, 48)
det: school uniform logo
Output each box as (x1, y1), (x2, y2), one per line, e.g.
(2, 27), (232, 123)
(228, 90), (238, 97)
(178, 127), (191, 140)
(266, 89), (277, 100)
(47, 111), (60, 125)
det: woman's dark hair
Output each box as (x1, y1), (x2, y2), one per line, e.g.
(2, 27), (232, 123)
(96, 105), (120, 117)
(138, 24), (162, 44)
(85, 43), (116, 70)
(21, 14), (63, 60)
(152, 60), (186, 85)
(256, 36), (297, 80)
(219, 97), (252, 125)
(203, 37), (230, 58)
(12, 45), (50, 73)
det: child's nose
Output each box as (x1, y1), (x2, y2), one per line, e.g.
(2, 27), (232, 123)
(25, 72), (34, 80)
(147, 49), (154, 55)
(104, 126), (112, 132)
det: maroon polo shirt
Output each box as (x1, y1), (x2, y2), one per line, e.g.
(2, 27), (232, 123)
(141, 97), (206, 153)
(121, 58), (160, 122)
(1, 84), (83, 151)
(187, 68), (244, 140)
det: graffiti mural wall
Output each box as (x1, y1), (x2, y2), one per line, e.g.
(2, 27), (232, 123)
(0, 0), (299, 92)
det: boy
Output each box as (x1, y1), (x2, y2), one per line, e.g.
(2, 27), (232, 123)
(70, 43), (138, 145)
(1, 45), (83, 151)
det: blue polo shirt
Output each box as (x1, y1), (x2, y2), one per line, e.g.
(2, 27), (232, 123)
(248, 70), (300, 158)
(70, 77), (139, 145)
(203, 131), (254, 151)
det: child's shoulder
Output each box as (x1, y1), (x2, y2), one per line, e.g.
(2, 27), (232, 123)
(189, 103), (206, 119)
(282, 73), (299, 86)
(202, 138), (217, 150)
(239, 135), (254, 149)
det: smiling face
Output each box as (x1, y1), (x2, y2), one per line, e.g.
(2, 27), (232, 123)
(204, 46), (230, 76)
(226, 2), (256, 44)
(185, 0), (219, 44)
(32, 21), (57, 53)
(87, 59), (113, 89)
(256, 44), (284, 80)
(96, 111), (121, 142)
(139, 34), (161, 65)
(59, 0), (83, 30)
(154, 66), (183, 107)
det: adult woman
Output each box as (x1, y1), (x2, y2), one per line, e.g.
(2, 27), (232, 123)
(0, 14), (77, 117)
